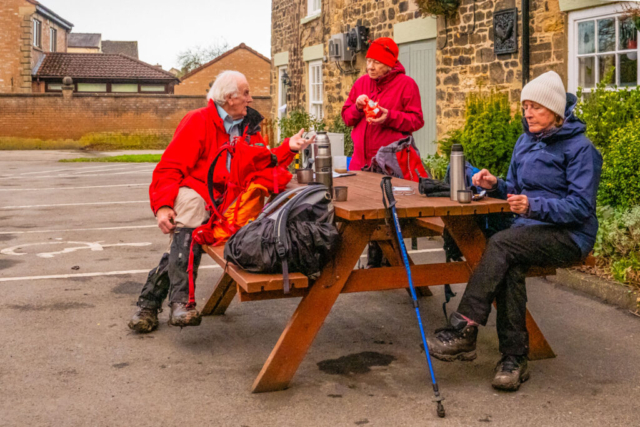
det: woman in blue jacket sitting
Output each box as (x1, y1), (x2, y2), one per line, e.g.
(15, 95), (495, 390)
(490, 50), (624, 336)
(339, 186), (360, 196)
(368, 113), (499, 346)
(426, 71), (603, 391)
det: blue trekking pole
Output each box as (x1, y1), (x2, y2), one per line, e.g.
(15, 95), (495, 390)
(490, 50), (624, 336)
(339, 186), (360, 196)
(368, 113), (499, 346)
(380, 176), (445, 418)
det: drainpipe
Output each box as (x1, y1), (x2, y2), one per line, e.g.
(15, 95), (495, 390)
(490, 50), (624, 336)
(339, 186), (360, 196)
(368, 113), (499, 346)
(522, 0), (530, 86)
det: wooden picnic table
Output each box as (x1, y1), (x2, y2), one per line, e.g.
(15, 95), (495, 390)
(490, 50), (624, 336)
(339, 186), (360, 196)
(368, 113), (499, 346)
(201, 171), (557, 393)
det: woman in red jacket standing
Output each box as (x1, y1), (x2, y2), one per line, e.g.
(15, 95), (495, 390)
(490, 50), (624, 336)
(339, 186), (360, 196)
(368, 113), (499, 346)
(341, 37), (425, 267)
(341, 37), (425, 172)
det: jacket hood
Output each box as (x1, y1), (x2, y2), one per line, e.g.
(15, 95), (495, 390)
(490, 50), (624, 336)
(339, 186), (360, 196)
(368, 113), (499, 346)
(522, 93), (586, 143)
(241, 107), (264, 136)
(374, 61), (406, 87)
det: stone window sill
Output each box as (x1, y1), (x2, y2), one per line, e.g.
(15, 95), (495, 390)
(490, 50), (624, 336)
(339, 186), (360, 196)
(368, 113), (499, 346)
(300, 13), (321, 25)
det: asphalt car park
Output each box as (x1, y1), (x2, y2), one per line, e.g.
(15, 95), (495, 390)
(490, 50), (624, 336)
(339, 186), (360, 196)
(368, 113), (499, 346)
(0, 150), (638, 427)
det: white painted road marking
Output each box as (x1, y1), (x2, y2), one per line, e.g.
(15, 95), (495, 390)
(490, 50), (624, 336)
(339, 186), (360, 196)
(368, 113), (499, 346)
(0, 169), (155, 180)
(1, 200), (148, 209)
(0, 225), (157, 235)
(1, 240), (153, 258)
(0, 264), (221, 283)
(0, 183), (148, 192)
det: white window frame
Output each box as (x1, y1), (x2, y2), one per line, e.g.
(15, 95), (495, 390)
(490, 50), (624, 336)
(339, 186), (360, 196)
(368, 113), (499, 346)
(50, 28), (57, 52)
(33, 19), (41, 48)
(308, 60), (323, 120)
(307, 0), (321, 17)
(568, 2), (639, 94)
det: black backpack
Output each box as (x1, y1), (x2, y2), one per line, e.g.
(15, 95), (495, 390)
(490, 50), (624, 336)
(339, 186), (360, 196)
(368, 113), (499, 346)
(224, 184), (340, 293)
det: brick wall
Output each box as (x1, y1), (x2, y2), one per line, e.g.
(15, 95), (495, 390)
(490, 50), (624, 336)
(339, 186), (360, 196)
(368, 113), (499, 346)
(0, 93), (273, 140)
(175, 47), (271, 99)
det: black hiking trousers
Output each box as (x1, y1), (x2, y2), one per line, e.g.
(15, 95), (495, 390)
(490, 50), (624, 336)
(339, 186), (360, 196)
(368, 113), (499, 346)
(456, 224), (583, 356)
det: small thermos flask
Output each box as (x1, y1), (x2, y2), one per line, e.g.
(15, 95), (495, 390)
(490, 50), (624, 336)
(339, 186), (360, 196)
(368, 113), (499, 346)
(449, 144), (466, 202)
(314, 131), (333, 198)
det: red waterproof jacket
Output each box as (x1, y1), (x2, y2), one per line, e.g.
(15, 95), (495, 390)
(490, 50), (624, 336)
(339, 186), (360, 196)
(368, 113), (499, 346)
(342, 62), (424, 171)
(149, 101), (296, 214)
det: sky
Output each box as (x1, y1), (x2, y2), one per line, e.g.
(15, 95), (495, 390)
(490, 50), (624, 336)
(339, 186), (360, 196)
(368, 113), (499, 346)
(41, 0), (272, 70)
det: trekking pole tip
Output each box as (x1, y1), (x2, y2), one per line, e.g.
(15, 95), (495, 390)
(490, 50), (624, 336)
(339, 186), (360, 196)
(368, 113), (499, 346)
(437, 402), (445, 418)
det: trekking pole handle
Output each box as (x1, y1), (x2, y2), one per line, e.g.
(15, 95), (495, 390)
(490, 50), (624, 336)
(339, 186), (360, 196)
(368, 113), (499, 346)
(381, 176), (396, 208)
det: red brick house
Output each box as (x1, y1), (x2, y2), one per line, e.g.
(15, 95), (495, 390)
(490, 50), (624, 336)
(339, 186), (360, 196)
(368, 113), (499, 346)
(175, 43), (271, 97)
(0, 0), (73, 93)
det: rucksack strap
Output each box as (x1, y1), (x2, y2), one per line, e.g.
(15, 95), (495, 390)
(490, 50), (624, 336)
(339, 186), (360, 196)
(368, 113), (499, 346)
(273, 185), (330, 293)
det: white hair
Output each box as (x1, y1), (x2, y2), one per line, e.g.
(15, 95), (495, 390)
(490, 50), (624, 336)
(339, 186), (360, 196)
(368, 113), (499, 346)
(207, 70), (246, 105)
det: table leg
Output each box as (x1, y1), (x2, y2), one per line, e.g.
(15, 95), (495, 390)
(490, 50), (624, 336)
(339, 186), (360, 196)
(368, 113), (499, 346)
(201, 272), (237, 316)
(442, 216), (556, 360)
(251, 221), (375, 393)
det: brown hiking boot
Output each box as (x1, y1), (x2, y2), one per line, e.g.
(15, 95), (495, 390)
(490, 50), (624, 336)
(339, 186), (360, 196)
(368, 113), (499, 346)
(168, 303), (202, 327)
(426, 312), (478, 362)
(492, 355), (530, 391)
(128, 307), (159, 333)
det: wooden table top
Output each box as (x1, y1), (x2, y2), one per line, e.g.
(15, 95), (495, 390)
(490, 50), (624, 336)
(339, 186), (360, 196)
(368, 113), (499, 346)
(325, 171), (511, 221)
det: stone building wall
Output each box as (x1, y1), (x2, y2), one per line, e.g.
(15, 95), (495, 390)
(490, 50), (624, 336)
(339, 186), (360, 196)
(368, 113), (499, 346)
(271, 0), (422, 127)
(271, 0), (567, 142)
(436, 0), (567, 136)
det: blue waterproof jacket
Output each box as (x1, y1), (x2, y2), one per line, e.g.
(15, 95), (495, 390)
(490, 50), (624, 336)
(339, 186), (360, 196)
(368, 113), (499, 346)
(491, 93), (603, 258)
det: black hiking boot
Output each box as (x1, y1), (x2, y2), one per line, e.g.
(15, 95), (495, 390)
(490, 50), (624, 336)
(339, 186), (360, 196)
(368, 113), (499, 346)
(492, 354), (530, 391)
(426, 312), (478, 362)
(168, 303), (202, 327)
(128, 307), (159, 333)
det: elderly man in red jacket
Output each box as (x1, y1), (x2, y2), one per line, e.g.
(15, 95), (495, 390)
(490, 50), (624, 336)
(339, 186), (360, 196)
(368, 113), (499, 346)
(129, 70), (312, 333)
(342, 37), (424, 268)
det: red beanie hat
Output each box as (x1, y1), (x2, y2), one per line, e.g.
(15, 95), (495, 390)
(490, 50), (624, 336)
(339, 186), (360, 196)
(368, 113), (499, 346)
(366, 37), (399, 68)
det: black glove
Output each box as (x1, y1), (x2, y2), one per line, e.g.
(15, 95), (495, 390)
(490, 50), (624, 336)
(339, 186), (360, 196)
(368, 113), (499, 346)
(419, 178), (450, 197)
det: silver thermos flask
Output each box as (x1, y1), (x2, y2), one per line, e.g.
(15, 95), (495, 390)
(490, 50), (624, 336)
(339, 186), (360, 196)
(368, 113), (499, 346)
(449, 144), (466, 201)
(314, 131), (333, 197)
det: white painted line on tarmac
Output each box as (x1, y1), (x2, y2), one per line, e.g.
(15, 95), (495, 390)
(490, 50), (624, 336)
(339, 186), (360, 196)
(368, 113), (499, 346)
(0, 225), (157, 235)
(0, 169), (155, 180)
(1, 200), (148, 209)
(0, 264), (221, 283)
(0, 165), (133, 179)
(65, 165), (133, 175)
(0, 183), (148, 192)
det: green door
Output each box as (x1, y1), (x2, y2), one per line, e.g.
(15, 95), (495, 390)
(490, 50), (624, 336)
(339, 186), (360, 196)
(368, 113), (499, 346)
(398, 39), (437, 156)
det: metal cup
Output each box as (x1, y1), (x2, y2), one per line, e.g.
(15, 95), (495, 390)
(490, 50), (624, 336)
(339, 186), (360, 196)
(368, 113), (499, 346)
(296, 168), (314, 184)
(333, 186), (348, 201)
(457, 190), (472, 204)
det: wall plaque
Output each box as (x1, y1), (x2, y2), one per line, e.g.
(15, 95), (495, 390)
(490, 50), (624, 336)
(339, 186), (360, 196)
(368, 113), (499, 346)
(494, 8), (518, 55)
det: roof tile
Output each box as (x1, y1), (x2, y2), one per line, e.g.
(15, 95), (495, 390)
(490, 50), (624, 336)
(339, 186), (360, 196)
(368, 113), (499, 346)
(35, 53), (178, 81)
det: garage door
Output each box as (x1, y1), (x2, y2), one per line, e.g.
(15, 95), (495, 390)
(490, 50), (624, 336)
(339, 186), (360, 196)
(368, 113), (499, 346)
(398, 39), (437, 156)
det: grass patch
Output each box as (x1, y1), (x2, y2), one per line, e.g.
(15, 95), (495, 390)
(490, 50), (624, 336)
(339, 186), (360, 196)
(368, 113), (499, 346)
(60, 154), (162, 163)
(0, 132), (172, 151)
(0, 137), (82, 150)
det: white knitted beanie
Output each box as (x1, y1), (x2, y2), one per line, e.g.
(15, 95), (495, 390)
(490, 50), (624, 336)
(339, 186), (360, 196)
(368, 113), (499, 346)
(520, 71), (567, 118)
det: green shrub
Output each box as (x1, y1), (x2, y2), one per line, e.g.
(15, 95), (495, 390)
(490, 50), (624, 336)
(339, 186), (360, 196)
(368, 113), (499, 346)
(327, 115), (354, 157)
(435, 92), (521, 178)
(276, 109), (325, 141)
(460, 91), (522, 178)
(436, 128), (462, 160)
(595, 205), (640, 286)
(422, 153), (448, 180)
(576, 69), (640, 153)
(598, 119), (640, 208)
